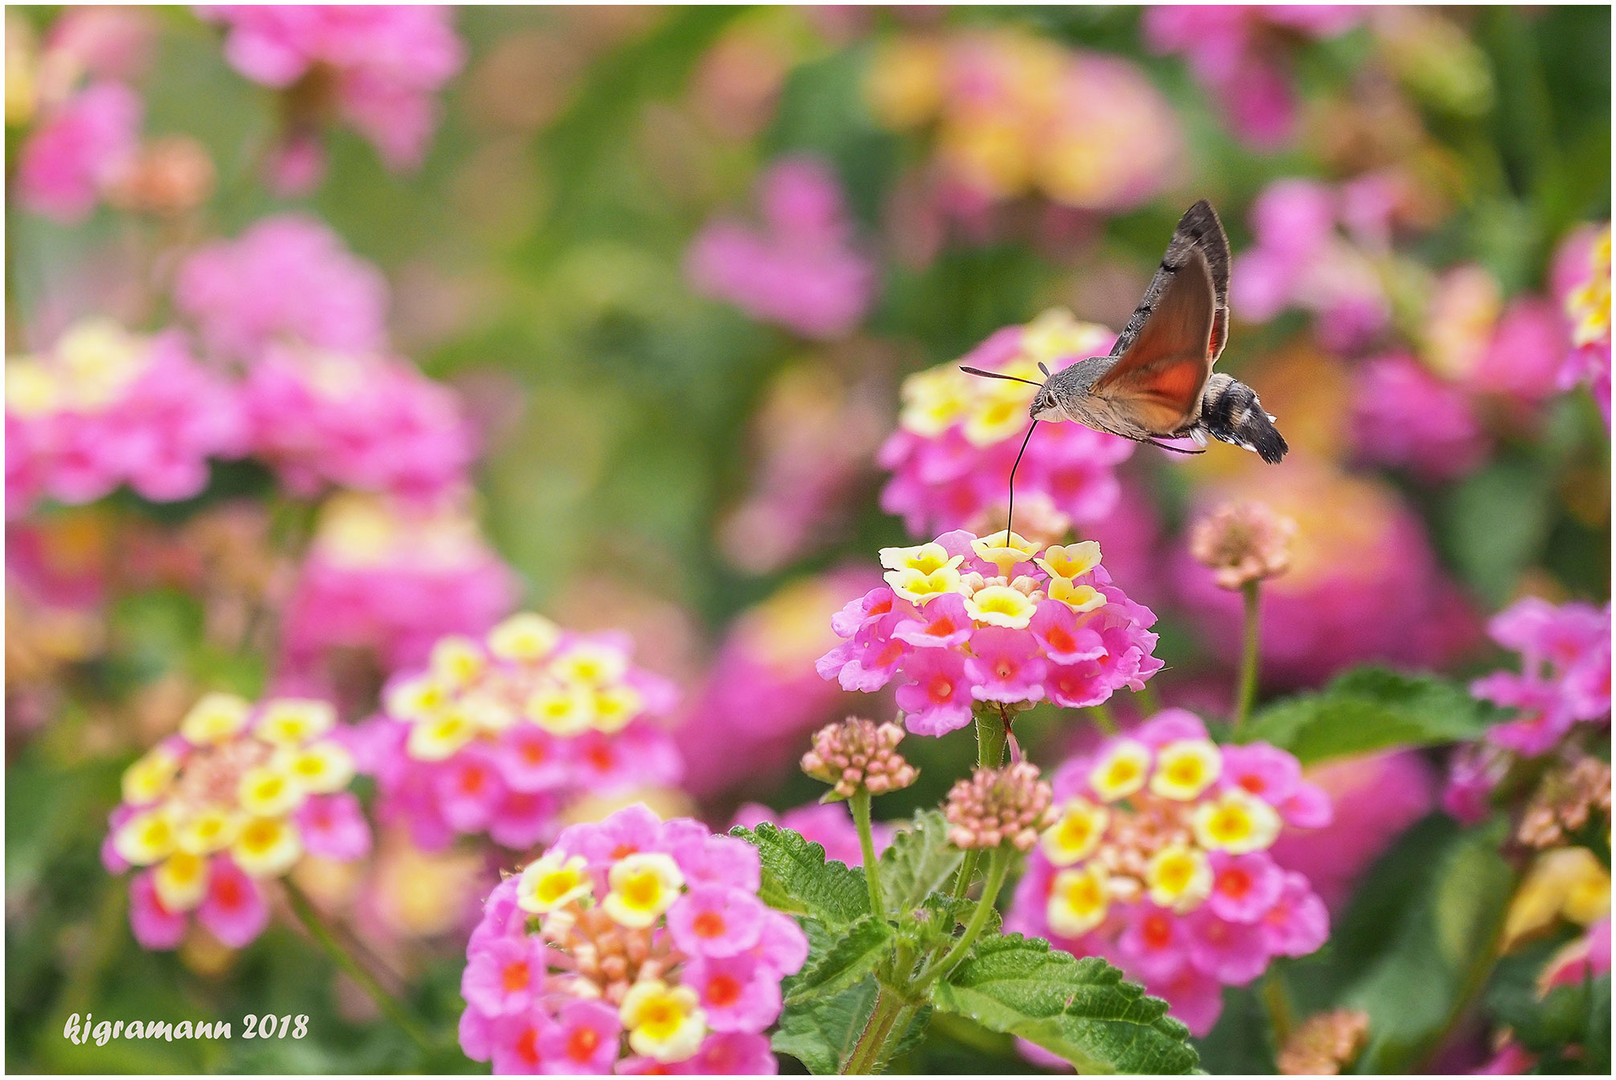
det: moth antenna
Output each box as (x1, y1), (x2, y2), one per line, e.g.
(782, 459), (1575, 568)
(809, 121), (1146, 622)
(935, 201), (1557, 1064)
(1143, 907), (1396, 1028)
(1004, 420), (1038, 545)
(959, 365), (1043, 387)
(1038, 362), (1051, 377)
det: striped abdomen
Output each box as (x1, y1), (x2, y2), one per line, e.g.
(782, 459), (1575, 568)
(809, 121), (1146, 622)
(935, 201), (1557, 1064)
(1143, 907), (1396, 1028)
(1196, 373), (1288, 463)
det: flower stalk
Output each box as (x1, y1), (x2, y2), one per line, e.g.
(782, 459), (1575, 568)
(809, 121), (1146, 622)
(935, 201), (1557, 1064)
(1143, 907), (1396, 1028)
(850, 788), (887, 918)
(1235, 579), (1262, 733)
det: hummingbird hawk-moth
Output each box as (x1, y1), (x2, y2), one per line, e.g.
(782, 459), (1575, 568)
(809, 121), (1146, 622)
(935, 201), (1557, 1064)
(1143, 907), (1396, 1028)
(963, 200), (1287, 541)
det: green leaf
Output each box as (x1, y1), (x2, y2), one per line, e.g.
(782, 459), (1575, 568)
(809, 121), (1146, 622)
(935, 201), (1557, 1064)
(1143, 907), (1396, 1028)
(731, 823), (870, 928)
(910, 893), (1000, 952)
(1242, 667), (1496, 764)
(878, 810), (964, 912)
(785, 914), (895, 1006)
(931, 934), (1200, 1075)
(1338, 822), (1515, 1073)
(771, 981), (878, 1075)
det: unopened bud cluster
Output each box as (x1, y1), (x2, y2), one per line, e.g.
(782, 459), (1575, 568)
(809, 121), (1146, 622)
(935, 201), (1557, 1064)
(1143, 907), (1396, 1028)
(1517, 756), (1612, 850)
(1189, 502), (1296, 591)
(801, 717), (919, 800)
(944, 762), (1056, 851)
(1277, 1009), (1370, 1075)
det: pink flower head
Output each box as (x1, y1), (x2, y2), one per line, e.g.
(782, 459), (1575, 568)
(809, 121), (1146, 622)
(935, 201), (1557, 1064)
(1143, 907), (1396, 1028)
(6, 320), (249, 520)
(16, 80), (141, 222)
(1006, 713), (1329, 1036)
(1552, 224), (1612, 426)
(823, 530), (1159, 737)
(372, 613), (681, 851)
(459, 805), (806, 1072)
(104, 692), (367, 952)
(672, 568), (878, 799)
(240, 346), (476, 502)
(1142, 7), (1361, 148)
(1351, 353), (1490, 481)
(879, 311), (1133, 538)
(197, 6), (465, 177)
(174, 214), (389, 362)
(686, 155), (875, 339)
(278, 493), (519, 679)
(1469, 596), (1612, 759)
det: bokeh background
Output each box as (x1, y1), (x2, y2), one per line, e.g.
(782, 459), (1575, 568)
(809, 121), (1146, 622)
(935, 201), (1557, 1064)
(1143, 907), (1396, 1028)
(5, 5), (1610, 1074)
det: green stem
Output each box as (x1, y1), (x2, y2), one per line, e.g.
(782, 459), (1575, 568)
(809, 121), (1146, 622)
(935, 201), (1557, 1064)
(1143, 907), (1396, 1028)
(1089, 701), (1119, 735)
(842, 986), (906, 1075)
(915, 847), (1011, 989)
(850, 788), (886, 920)
(284, 880), (433, 1053)
(1261, 969), (1294, 1050)
(1233, 580), (1261, 734)
(948, 707), (1009, 905)
(1134, 680), (1161, 717)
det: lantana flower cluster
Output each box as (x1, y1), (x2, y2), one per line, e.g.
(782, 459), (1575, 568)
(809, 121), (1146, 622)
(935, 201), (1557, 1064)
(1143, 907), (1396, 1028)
(372, 614), (681, 851)
(102, 693), (369, 950)
(459, 804), (807, 1075)
(878, 309), (1133, 539)
(1444, 596), (1611, 822)
(197, 6), (465, 192)
(1555, 222), (1612, 426)
(6, 320), (246, 519)
(863, 28), (1180, 212)
(685, 156), (876, 340)
(1006, 711), (1331, 1036)
(279, 492), (519, 678)
(817, 529), (1161, 736)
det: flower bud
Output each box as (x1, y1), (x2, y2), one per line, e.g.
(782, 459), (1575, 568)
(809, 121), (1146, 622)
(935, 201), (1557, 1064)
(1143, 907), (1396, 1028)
(801, 717), (919, 800)
(943, 762), (1056, 851)
(1189, 501), (1296, 591)
(1277, 1009), (1370, 1075)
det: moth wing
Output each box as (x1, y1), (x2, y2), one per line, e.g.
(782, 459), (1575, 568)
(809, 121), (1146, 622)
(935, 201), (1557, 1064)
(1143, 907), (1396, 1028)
(1091, 245), (1217, 433)
(1110, 199), (1231, 365)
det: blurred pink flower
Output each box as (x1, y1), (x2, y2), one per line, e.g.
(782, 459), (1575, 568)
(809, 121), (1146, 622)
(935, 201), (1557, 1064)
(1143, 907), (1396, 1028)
(686, 156), (876, 339)
(1470, 597), (1611, 756)
(279, 493), (520, 678)
(15, 80), (141, 222)
(1268, 751), (1437, 912)
(1142, 6), (1362, 148)
(1350, 353), (1489, 482)
(175, 214), (390, 362)
(672, 568), (878, 799)
(731, 802), (894, 869)
(1552, 224), (1612, 426)
(1231, 178), (1391, 353)
(6, 320), (247, 519)
(878, 311), (1133, 539)
(197, 5), (465, 175)
(240, 345), (475, 501)
(1176, 468), (1480, 687)
(1006, 710), (1331, 1038)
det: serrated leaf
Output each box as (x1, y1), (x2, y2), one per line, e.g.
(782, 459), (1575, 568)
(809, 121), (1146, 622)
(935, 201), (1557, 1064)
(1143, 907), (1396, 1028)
(731, 823), (870, 928)
(771, 981), (877, 1074)
(786, 914), (895, 1005)
(911, 893), (999, 952)
(1243, 667), (1495, 764)
(878, 810), (963, 911)
(931, 934), (1200, 1074)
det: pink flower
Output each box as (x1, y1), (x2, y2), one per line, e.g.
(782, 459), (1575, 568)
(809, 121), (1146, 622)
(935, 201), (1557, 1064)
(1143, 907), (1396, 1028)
(240, 346), (476, 502)
(730, 802), (893, 869)
(537, 999), (621, 1075)
(278, 494), (519, 678)
(879, 311), (1133, 538)
(6, 321), (249, 520)
(174, 214), (390, 362)
(15, 80), (141, 222)
(1142, 7), (1361, 148)
(1469, 596), (1611, 759)
(686, 156), (875, 339)
(671, 568), (877, 799)
(1552, 224), (1612, 426)
(373, 614), (681, 852)
(459, 805), (806, 1073)
(1006, 713), (1329, 1037)
(104, 691), (368, 952)
(823, 531), (1159, 737)
(197, 6), (465, 176)
(1351, 353), (1489, 481)
(1270, 751), (1435, 911)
